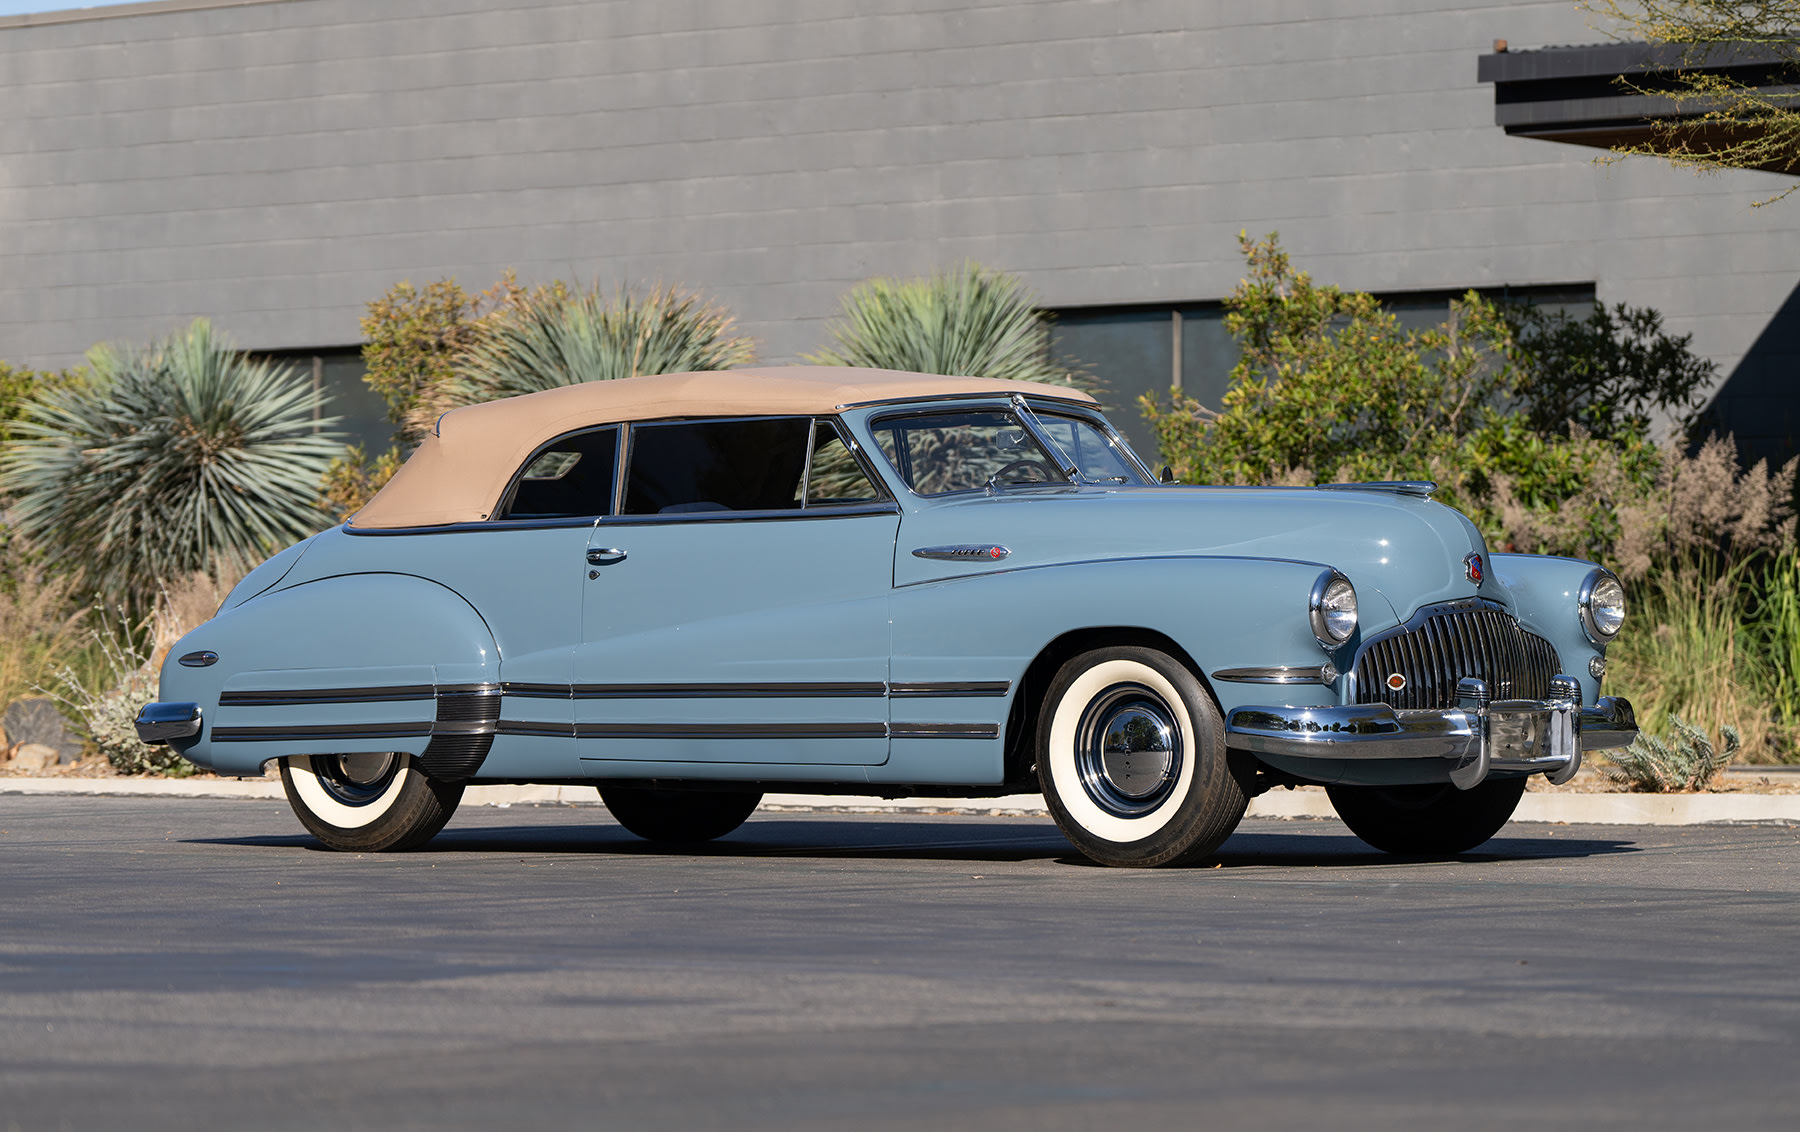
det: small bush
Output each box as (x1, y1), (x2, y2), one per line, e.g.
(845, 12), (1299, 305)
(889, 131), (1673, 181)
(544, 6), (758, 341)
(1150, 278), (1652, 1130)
(1601, 717), (1740, 793)
(51, 611), (189, 776)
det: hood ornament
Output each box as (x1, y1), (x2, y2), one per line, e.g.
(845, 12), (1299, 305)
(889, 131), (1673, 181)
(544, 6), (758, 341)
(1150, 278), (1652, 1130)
(1464, 553), (1485, 587)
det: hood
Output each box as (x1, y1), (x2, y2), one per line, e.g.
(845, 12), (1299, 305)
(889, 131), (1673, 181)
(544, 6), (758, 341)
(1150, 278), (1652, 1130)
(896, 485), (1495, 632)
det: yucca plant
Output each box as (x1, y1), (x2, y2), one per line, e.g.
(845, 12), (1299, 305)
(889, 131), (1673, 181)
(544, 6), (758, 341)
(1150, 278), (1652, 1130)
(806, 263), (1092, 389)
(454, 282), (756, 401)
(0, 319), (341, 612)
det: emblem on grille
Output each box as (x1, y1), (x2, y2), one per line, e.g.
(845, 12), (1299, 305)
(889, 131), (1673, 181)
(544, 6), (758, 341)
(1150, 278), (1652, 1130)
(1464, 552), (1485, 586)
(1386, 673), (1407, 692)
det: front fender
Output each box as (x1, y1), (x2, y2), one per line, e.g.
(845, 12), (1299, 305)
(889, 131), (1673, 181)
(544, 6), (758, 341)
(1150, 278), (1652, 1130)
(158, 572), (498, 775)
(1490, 553), (1608, 702)
(891, 555), (1350, 716)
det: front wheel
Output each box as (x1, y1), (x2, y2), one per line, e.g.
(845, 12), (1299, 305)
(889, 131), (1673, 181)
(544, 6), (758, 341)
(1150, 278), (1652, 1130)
(279, 753), (463, 852)
(599, 787), (762, 844)
(1037, 646), (1249, 867)
(1325, 777), (1526, 855)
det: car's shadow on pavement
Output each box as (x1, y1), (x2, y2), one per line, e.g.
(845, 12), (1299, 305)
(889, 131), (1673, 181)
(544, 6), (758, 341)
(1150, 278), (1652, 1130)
(192, 815), (1641, 867)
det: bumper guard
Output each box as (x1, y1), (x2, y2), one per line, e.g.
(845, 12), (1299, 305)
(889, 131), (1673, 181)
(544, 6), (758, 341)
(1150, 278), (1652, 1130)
(1224, 675), (1636, 790)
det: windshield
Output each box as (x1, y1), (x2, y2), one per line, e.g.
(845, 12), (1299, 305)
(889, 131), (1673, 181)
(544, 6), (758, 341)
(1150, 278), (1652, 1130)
(870, 410), (1069, 495)
(1031, 413), (1149, 485)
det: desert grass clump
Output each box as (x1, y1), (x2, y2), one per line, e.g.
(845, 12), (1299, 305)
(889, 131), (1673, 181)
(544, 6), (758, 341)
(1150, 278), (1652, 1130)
(1, 320), (340, 613)
(808, 264), (1092, 390)
(1605, 557), (1779, 760)
(1601, 717), (1740, 793)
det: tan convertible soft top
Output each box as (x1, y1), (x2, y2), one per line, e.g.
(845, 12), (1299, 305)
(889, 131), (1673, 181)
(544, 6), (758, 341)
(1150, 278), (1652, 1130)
(349, 366), (1096, 529)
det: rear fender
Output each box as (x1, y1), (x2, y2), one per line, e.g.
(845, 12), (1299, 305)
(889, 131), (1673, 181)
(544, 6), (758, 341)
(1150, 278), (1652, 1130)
(159, 573), (499, 776)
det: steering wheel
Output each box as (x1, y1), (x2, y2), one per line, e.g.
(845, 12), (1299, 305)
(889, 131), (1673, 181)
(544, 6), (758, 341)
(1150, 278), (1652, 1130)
(993, 458), (1060, 484)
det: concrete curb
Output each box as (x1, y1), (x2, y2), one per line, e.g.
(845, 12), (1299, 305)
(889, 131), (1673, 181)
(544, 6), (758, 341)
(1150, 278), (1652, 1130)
(2, 777), (1797, 825)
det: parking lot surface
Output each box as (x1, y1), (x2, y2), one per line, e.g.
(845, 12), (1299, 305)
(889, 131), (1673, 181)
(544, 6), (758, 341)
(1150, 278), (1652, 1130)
(2, 796), (1798, 1130)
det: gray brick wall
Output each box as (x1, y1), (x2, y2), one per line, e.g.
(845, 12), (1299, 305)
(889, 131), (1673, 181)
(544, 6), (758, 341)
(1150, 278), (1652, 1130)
(2, 0), (1796, 456)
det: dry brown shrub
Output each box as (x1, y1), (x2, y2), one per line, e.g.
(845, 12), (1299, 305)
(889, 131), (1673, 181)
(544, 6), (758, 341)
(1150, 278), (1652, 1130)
(0, 555), (87, 712)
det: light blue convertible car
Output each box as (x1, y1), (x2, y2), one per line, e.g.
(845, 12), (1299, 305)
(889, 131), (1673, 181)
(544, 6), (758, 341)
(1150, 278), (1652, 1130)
(136, 367), (1635, 866)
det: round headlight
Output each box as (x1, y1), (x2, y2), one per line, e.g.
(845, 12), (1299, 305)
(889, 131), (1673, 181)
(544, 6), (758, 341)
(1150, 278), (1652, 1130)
(1310, 572), (1358, 647)
(1580, 569), (1626, 643)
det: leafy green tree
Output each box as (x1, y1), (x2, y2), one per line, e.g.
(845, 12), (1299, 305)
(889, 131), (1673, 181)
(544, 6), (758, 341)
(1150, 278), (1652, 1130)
(1141, 233), (1668, 564)
(0, 361), (81, 447)
(807, 264), (1091, 389)
(1509, 301), (1718, 441)
(0, 320), (341, 612)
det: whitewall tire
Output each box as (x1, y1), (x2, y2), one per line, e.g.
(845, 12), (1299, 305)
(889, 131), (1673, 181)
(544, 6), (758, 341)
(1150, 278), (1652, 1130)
(1037, 647), (1249, 867)
(279, 753), (463, 852)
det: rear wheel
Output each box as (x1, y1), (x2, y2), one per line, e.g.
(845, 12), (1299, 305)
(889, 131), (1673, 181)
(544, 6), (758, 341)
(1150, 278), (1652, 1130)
(1325, 777), (1526, 855)
(1036, 646), (1249, 867)
(279, 753), (463, 851)
(599, 787), (762, 843)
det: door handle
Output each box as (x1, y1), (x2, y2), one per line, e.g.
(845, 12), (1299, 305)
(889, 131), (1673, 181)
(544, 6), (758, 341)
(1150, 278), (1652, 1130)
(586, 548), (627, 566)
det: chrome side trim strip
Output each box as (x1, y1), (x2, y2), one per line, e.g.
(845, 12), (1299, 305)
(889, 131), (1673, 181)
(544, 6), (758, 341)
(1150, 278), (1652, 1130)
(219, 684), (437, 706)
(888, 681), (1012, 698)
(1211, 666), (1335, 686)
(575, 722), (889, 740)
(213, 722), (435, 742)
(502, 683), (571, 699)
(890, 723), (1001, 739)
(567, 682), (888, 700)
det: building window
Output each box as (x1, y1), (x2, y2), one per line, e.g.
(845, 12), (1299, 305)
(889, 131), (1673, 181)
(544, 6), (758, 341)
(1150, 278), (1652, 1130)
(1048, 284), (1596, 462)
(252, 347), (392, 455)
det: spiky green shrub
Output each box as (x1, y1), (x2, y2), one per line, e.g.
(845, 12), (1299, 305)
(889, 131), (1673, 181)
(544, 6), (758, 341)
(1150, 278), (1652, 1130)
(806, 264), (1091, 389)
(1, 320), (340, 612)
(1601, 717), (1740, 793)
(454, 282), (756, 402)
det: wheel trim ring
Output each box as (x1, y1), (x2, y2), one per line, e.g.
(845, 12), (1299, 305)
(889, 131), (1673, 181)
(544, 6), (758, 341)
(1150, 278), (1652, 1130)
(1046, 659), (1198, 843)
(1073, 683), (1184, 817)
(286, 755), (411, 830)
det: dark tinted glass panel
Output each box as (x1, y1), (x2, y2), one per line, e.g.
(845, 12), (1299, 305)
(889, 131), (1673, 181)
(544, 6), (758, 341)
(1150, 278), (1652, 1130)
(871, 411), (1065, 495)
(1047, 309), (1173, 458)
(624, 418), (811, 515)
(805, 422), (881, 505)
(501, 427), (618, 519)
(1178, 306), (1236, 416)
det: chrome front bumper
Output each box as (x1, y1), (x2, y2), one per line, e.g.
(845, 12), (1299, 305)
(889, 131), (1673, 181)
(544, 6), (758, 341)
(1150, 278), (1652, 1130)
(1224, 675), (1636, 790)
(135, 702), (202, 745)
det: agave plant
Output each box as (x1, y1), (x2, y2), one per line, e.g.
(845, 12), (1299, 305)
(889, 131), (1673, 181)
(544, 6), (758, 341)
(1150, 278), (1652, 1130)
(806, 263), (1092, 389)
(1, 319), (341, 612)
(453, 282), (756, 401)
(1600, 716), (1741, 793)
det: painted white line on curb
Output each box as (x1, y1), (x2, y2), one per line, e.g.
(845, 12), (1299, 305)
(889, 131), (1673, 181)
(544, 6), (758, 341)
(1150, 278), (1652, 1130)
(1, 778), (1796, 826)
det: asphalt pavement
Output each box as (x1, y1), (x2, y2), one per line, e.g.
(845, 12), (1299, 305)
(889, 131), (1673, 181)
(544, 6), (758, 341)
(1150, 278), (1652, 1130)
(2, 796), (1798, 1130)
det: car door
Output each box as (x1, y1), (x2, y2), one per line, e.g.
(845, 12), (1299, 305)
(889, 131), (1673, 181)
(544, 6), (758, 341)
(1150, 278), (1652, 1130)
(575, 416), (899, 771)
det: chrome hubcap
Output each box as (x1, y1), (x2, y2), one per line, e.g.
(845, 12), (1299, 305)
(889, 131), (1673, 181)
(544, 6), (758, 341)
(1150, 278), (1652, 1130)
(310, 753), (401, 806)
(1075, 683), (1183, 817)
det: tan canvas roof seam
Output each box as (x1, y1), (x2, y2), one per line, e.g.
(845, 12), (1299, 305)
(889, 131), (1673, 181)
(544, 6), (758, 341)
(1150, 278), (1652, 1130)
(350, 367), (1094, 530)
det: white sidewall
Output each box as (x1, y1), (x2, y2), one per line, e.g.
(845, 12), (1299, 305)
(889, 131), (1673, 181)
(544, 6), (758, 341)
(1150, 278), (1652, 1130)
(1045, 659), (1197, 843)
(285, 756), (410, 830)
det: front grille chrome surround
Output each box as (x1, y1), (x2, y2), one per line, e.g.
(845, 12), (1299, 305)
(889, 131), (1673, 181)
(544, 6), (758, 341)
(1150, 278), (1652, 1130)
(1352, 599), (1561, 711)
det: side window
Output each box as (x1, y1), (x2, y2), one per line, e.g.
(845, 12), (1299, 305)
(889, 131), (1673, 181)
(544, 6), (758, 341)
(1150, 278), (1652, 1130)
(870, 410), (1065, 495)
(499, 426), (618, 520)
(624, 418), (812, 515)
(1033, 414), (1148, 485)
(803, 421), (882, 506)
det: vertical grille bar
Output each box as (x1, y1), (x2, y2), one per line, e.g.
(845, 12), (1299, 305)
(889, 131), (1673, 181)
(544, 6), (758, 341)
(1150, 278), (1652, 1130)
(1354, 604), (1561, 710)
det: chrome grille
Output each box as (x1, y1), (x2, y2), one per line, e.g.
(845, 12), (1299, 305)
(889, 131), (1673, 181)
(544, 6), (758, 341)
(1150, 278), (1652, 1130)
(1353, 603), (1561, 710)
